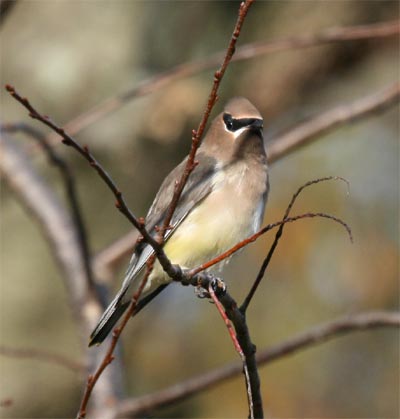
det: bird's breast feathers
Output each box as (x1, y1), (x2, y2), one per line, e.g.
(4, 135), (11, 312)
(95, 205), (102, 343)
(160, 160), (268, 272)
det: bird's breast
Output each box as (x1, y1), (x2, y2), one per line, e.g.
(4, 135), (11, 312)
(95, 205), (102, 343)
(162, 160), (268, 270)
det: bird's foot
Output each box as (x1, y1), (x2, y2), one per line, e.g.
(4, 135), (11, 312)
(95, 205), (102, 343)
(194, 274), (226, 299)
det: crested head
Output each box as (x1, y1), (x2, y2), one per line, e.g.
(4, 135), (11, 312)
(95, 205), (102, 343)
(223, 97), (262, 120)
(200, 97), (265, 163)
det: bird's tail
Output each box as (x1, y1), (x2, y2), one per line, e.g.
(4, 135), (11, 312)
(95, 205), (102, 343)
(89, 297), (129, 347)
(89, 284), (169, 347)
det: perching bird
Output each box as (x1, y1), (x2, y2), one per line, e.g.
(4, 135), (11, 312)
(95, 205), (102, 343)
(89, 97), (269, 346)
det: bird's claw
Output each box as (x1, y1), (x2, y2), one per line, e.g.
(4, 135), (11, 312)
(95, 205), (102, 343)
(194, 275), (226, 299)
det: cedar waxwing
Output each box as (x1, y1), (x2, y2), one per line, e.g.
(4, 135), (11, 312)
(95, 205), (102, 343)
(89, 97), (269, 346)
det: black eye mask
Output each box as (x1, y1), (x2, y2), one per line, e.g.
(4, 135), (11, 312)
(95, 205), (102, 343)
(223, 113), (263, 132)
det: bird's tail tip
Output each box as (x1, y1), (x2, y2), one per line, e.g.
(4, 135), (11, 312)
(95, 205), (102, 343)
(88, 301), (129, 347)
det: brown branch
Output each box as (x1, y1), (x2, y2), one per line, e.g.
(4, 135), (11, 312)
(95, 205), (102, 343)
(1, 122), (95, 289)
(0, 133), (124, 413)
(160, 0), (255, 238)
(42, 20), (399, 144)
(113, 310), (400, 417)
(268, 82), (400, 163)
(4, 85), (173, 270)
(187, 210), (352, 279)
(0, 345), (85, 373)
(240, 176), (349, 313)
(93, 230), (139, 283)
(217, 289), (263, 418)
(77, 263), (155, 419)
(208, 280), (258, 418)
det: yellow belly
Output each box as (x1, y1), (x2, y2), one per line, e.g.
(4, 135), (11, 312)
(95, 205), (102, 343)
(147, 188), (258, 290)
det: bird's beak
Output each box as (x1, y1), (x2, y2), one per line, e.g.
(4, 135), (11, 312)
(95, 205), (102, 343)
(250, 119), (263, 133)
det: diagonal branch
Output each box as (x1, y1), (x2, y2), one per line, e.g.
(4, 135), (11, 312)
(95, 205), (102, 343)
(268, 82), (400, 163)
(4, 85), (173, 272)
(113, 310), (400, 417)
(1, 122), (95, 289)
(42, 20), (399, 145)
(240, 176), (349, 313)
(160, 0), (255, 238)
(208, 280), (258, 418)
(0, 133), (124, 413)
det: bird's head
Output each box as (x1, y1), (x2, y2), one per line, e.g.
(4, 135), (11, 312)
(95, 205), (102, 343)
(202, 97), (265, 163)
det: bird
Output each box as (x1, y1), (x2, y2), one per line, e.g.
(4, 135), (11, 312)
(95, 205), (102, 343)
(89, 97), (269, 346)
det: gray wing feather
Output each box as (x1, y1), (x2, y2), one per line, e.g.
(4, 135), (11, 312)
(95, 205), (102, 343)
(116, 152), (216, 300)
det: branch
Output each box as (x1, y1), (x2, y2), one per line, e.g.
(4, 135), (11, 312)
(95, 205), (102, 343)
(187, 210), (352, 279)
(113, 311), (400, 417)
(240, 176), (349, 313)
(0, 133), (124, 413)
(160, 0), (255, 238)
(0, 345), (85, 373)
(1, 122), (95, 288)
(4, 85), (172, 271)
(208, 280), (260, 418)
(93, 230), (139, 283)
(268, 82), (400, 163)
(42, 20), (399, 144)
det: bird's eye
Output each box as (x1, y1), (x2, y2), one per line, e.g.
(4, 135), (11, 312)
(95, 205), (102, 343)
(223, 113), (234, 131)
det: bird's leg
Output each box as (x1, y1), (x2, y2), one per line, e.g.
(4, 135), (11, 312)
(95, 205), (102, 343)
(193, 272), (226, 300)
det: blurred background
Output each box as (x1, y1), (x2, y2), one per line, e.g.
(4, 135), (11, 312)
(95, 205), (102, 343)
(1, 1), (399, 418)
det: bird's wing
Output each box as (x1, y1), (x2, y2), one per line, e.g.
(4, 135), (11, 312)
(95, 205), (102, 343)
(119, 151), (217, 296)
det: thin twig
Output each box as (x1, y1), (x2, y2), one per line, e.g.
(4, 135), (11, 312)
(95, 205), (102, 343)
(268, 82), (400, 163)
(0, 345), (85, 373)
(188, 210), (352, 279)
(76, 263), (155, 419)
(208, 282), (254, 418)
(240, 176), (349, 313)
(114, 311), (400, 417)
(42, 20), (399, 144)
(4, 85), (173, 271)
(160, 0), (255, 238)
(3, 85), (172, 418)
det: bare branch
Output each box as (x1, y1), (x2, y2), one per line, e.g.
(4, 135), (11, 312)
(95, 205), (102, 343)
(268, 82), (400, 163)
(0, 133), (124, 415)
(114, 311), (400, 417)
(4, 85), (172, 270)
(240, 176), (349, 313)
(0, 345), (85, 373)
(208, 280), (258, 418)
(187, 210), (352, 279)
(93, 230), (139, 283)
(160, 0), (255, 238)
(42, 20), (399, 144)
(1, 122), (95, 288)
